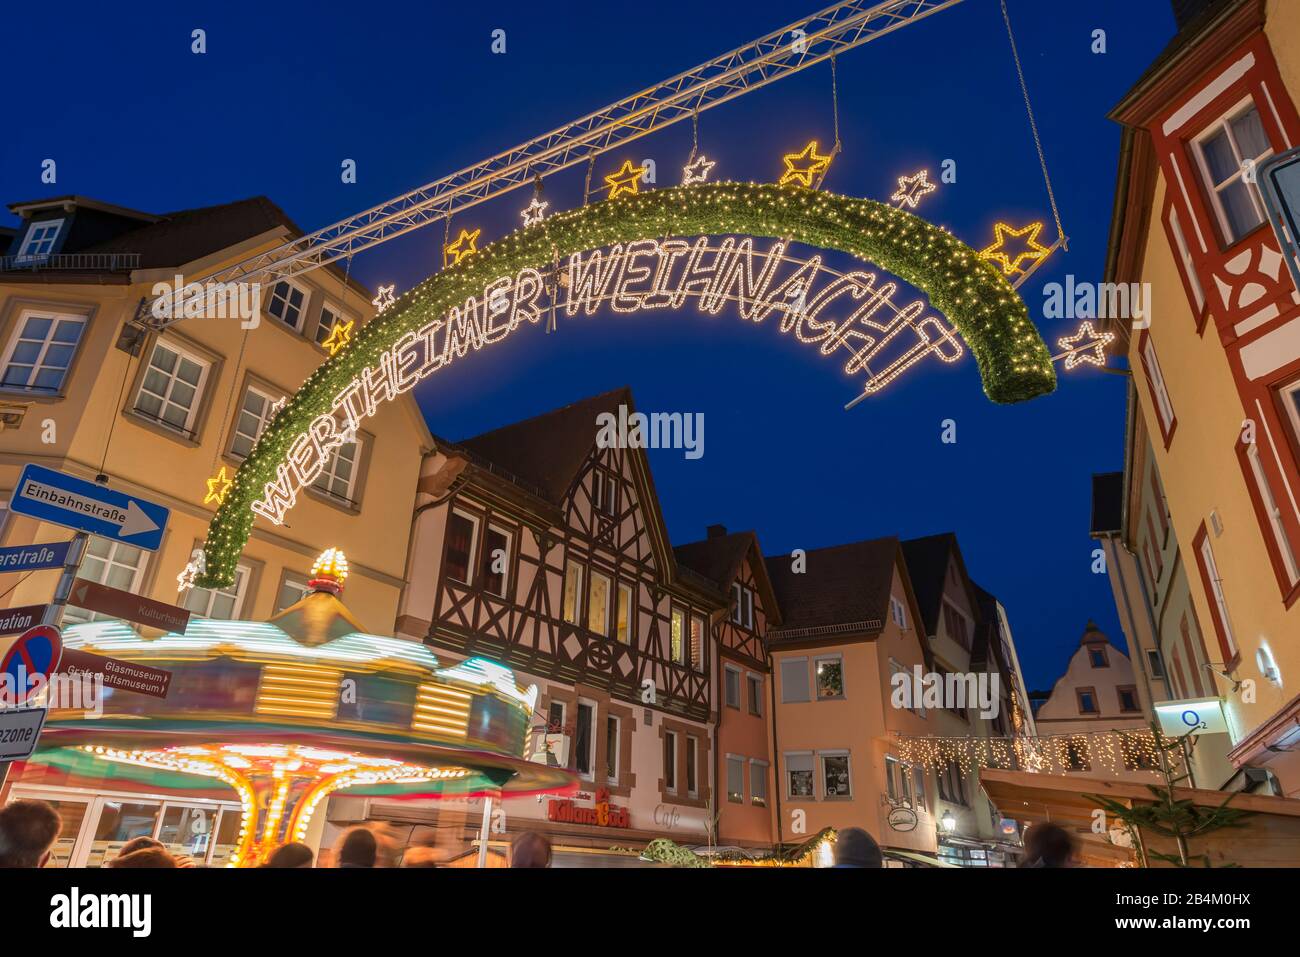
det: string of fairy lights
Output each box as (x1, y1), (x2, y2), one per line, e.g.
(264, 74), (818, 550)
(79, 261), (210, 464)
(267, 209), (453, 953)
(894, 728), (1182, 779)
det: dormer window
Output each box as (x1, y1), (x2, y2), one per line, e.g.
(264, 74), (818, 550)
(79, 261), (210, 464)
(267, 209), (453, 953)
(17, 219), (63, 260)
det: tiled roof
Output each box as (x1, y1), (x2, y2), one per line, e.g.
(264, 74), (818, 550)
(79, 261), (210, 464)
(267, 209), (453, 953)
(457, 387), (633, 504)
(900, 533), (956, 638)
(673, 531), (753, 588)
(764, 536), (898, 638)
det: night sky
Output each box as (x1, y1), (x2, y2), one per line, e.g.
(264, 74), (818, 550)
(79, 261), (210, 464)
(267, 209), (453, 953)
(1, 0), (1178, 688)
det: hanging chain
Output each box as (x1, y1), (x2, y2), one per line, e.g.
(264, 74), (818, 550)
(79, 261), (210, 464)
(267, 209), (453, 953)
(1001, 0), (1067, 250)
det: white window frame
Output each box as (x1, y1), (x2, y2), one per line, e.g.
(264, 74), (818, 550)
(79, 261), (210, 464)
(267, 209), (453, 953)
(265, 279), (310, 331)
(482, 523), (513, 598)
(1141, 335), (1176, 435)
(446, 509), (480, 586)
(229, 383), (284, 459)
(690, 614), (706, 672)
(664, 731), (678, 794)
(749, 758), (769, 807)
(312, 434), (362, 505)
(563, 559), (584, 624)
(746, 671), (763, 716)
(819, 749), (852, 800)
(615, 581), (634, 645)
(1146, 648), (1166, 680)
(724, 664), (742, 709)
(184, 563), (251, 619)
(574, 698), (596, 781)
(587, 569), (611, 636)
(1168, 206), (1205, 310)
(784, 751), (815, 800)
(670, 606), (686, 664)
(685, 735), (699, 799)
(604, 713), (620, 785)
(814, 654), (845, 700)
(890, 595), (907, 630)
(64, 537), (148, 624)
(1199, 534), (1239, 660)
(275, 573), (311, 612)
(17, 219), (63, 259)
(1246, 443), (1300, 586)
(1192, 98), (1273, 245)
(134, 338), (211, 435)
(780, 656), (810, 704)
(314, 301), (352, 347)
(0, 310), (87, 393)
(725, 753), (745, 804)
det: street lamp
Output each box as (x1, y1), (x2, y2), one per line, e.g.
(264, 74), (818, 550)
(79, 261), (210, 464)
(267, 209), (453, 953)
(940, 810), (957, 834)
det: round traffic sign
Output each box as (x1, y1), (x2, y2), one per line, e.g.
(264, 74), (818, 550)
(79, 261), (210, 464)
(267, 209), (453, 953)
(0, 624), (63, 707)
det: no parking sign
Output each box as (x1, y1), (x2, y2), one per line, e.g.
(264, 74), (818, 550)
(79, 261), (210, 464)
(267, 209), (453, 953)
(0, 624), (62, 708)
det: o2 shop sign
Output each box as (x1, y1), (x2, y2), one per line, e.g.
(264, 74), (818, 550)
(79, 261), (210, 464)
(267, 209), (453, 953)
(1154, 697), (1229, 736)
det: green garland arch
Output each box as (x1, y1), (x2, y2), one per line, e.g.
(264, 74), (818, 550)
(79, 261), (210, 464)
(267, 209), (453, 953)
(197, 181), (1055, 587)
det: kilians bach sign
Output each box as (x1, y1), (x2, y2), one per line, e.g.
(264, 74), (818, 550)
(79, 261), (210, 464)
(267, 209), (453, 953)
(252, 237), (963, 525)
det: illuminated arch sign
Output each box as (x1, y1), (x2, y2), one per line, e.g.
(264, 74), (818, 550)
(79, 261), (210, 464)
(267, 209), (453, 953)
(196, 182), (1055, 587)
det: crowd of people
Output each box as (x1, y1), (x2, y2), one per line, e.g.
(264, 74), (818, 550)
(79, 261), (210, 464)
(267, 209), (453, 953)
(0, 797), (1078, 869)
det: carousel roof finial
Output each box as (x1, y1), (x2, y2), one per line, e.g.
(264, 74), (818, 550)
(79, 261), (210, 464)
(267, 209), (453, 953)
(309, 547), (349, 595)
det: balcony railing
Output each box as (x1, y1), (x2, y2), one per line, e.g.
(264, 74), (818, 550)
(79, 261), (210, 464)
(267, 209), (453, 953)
(0, 252), (140, 272)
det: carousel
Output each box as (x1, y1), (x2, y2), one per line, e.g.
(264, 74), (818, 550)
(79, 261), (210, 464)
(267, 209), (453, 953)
(10, 549), (576, 866)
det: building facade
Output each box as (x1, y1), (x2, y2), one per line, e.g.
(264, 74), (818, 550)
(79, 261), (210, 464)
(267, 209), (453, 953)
(1103, 0), (1300, 795)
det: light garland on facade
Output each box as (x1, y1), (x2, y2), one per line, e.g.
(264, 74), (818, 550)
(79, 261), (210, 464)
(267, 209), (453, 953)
(894, 729), (1179, 779)
(194, 181), (1055, 587)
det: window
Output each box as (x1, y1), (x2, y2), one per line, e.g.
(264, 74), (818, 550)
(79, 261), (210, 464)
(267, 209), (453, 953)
(546, 701), (566, 734)
(574, 702), (594, 778)
(885, 755), (901, 802)
(312, 435), (361, 505)
(781, 657), (810, 703)
(616, 582), (633, 644)
(1076, 687), (1099, 715)
(1196, 527), (1239, 664)
(670, 607), (686, 664)
(912, 765), (927, 812)
(937, 760), (965, 805)
(821, 753), (851, 798)
(17, 219), (62, 259)
(1245, 442), (1300, 587)
(134, 340), (209, 436)
(814, 655), (844, 699)
(1167, 206), (1205, 311)
(563, 560), (583, 624)
(1117, 686), (1140, 714)
(591, 470), (618, 518)
(605, 715), (620, 784)
(588, 571), (610, 635)
(445, 511), (478, 585)
(276, 574), (311, 612)
(746, 673), (762, 716)
(1, 312), (85, 392)
(689, 615), (705, 672)
(1140, 333), (1176, 440)
(750, 760), (768, 807)
(731, 583), (755, 629)
(1088, 646), (1108, 668)
(230, 384), (283, 459)
(890, 595), (907, 630)
(785, 752), (814, 798)
(64, 537), (147, 623)
(1193, 100), (1273, 245)
(1279, 376), (1300, 448)
(481, 525), (511, 597)
(685, 737), (698, 797)
(1065, 739), (1091, 772)
(315, 303), (350, 347)
(663, 732), (677, 793)
(942, 602), (970, 649)
(727, 755), (744, 803)
(266, 280), (308, 330)
(183, 564), (249, 619)
(724, 666), (741, 709)
(1146, 649), (1166, 680)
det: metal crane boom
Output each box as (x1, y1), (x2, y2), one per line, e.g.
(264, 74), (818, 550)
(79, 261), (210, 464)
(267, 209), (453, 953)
(141, 0), (964, 328)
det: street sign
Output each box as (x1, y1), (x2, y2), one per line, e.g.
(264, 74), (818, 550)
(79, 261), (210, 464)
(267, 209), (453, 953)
(0, 604), (47, 637)
(0, 707), (46, 761)
(69, 579), (190, 634)
(1154, 697), (1229, 736)
(0, 624), (63, 708)
(1259, 146), (1300, 291)
(0, 540), (71, 574)
(9, 464), (169, 551)
(57, 648), (172, 699)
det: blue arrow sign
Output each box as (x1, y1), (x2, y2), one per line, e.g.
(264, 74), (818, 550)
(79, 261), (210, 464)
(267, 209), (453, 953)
(0, 540), (71, 574)
(9, 464), (169, 551)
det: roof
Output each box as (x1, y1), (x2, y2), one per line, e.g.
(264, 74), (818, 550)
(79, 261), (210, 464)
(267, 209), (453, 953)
(764, 536), (898, 638)
(674, 528), (783, 627)
(900, 533), (958, 638)
(1090, 472), (1124, 535)
(7, 194), (161, 222)
(457, 387), (633, 505)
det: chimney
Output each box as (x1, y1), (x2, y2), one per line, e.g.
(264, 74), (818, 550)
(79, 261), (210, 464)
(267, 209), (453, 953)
(707, 524), (727, 539)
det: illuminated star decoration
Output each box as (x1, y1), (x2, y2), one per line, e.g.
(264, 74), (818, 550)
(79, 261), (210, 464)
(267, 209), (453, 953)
(681, 154), (716, 186)
(978, 221), (1050, 276)
(779, 140), (833, 188)
(521, 195), (549, 227)
(444, 228), (481, 267)
(176, 560), (200, 594)
(891, 170), (937, 210)
(604, 159), (648, 199)
(1057, 321), (1115, 370)
(372, 285), (396, 313)
(205, 466), (233, 506)
(322, 319), (354, 356)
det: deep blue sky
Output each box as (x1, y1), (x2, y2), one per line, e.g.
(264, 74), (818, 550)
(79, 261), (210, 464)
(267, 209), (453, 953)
(1, 0), (1177, 688)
